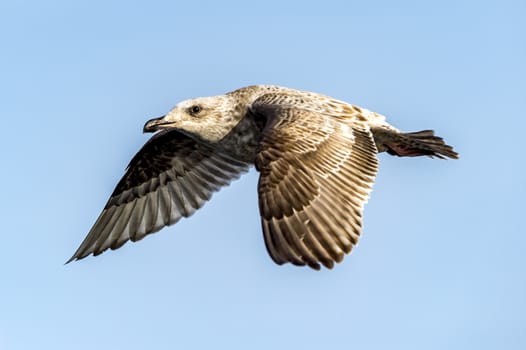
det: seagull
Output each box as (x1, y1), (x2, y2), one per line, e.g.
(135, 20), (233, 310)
(68, 85), (458, 270)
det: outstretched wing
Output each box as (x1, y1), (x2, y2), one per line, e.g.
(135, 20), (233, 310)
(253, 102), (379, 270)
(68, 129), (249, 262)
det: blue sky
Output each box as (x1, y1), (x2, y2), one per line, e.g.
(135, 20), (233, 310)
(1, 1), (525, 349)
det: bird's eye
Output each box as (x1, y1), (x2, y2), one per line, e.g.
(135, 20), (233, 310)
(189, 105), (202, 115)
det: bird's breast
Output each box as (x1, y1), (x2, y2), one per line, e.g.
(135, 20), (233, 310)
(216, 114), (264, 164)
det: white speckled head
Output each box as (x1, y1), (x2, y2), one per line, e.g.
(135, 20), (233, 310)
(143, 94), (243, 142)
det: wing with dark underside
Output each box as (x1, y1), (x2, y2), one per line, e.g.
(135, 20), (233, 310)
(67, 129), (249, 263)
(253, 104), (379, 270)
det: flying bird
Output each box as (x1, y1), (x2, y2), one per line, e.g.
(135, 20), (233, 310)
(68, 85), (458, 269)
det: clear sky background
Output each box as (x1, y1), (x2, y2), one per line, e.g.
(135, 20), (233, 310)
(1, 1), (524, 349)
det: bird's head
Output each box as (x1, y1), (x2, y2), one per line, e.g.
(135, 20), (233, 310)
(143, 95), (242, 142)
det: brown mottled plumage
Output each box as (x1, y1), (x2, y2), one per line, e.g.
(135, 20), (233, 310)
(68, 85), (458, 269)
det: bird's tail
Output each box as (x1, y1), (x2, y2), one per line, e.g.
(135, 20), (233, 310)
(383, 130), (459, 159)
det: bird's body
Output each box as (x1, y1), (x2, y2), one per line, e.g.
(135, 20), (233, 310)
(68, 85), (458, 269)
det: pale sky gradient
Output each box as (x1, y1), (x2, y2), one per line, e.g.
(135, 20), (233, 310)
(1, 1), (525, 349)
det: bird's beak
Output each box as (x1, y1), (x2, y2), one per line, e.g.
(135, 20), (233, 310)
(143, 115), (173, 133)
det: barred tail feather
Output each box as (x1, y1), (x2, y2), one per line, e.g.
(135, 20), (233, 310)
(385, 130), (459, 159)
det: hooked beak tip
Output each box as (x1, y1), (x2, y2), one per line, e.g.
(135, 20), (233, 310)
(143, 115), (169, 133)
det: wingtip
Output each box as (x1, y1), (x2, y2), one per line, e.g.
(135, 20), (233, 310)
(64, 256), (76, 265)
